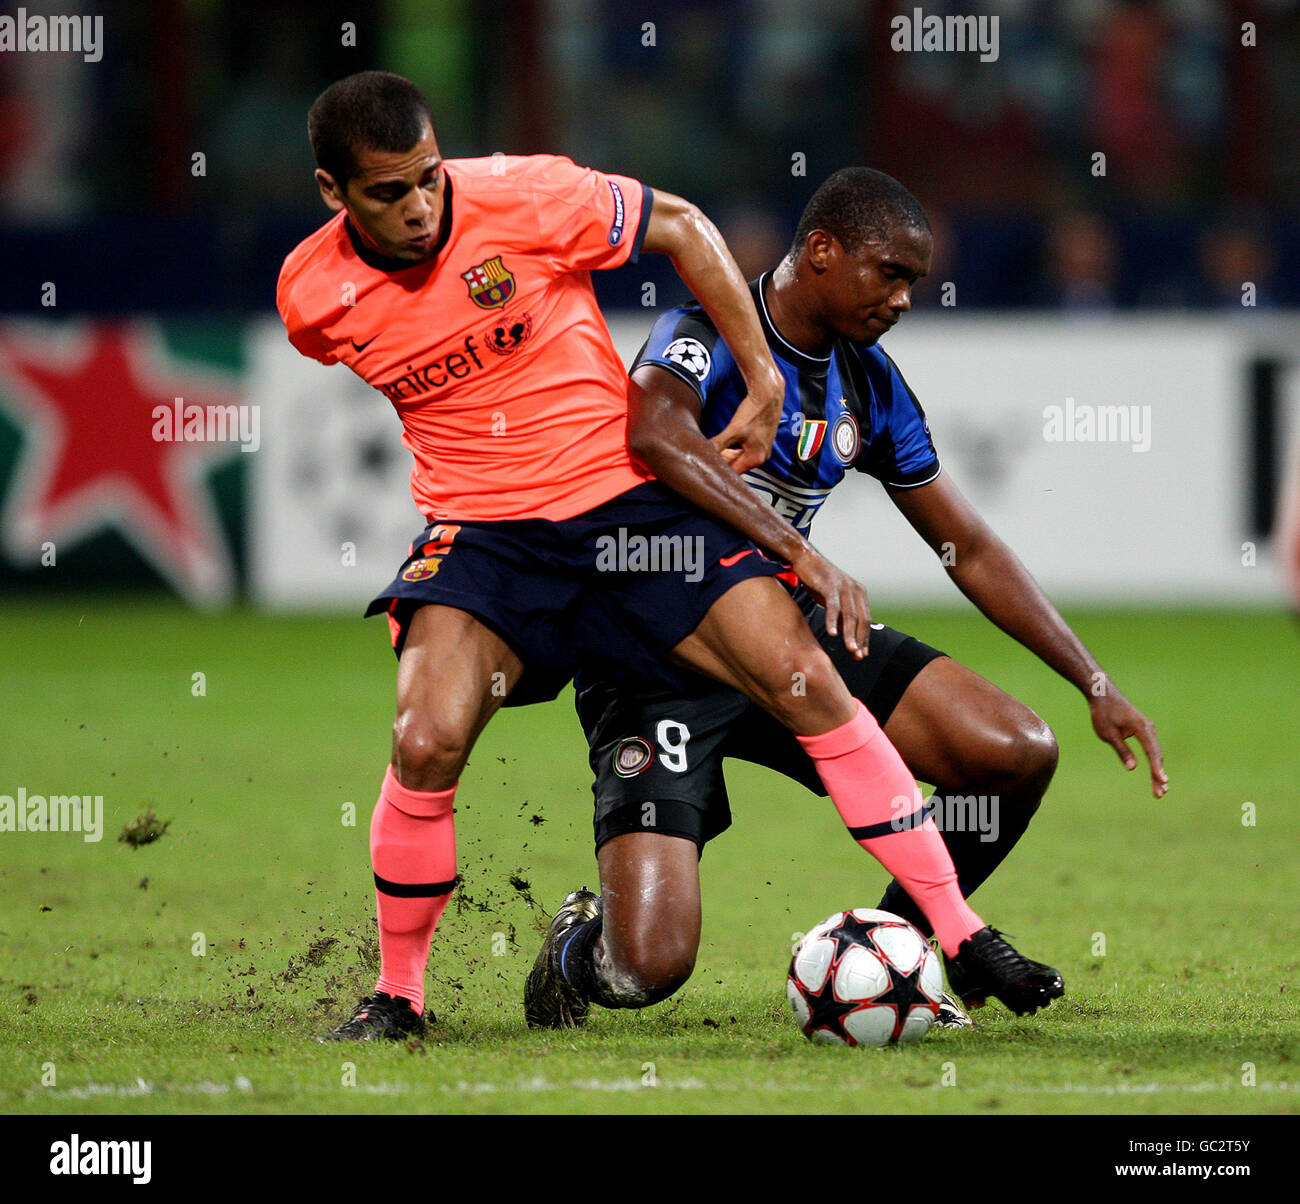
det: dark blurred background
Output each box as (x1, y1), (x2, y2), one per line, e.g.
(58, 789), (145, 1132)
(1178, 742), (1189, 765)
(2, 0), (1297, 315)
(2, 0), (1298, 608)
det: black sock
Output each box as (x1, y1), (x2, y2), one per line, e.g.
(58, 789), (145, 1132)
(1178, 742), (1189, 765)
(558, 917), (622, 1009)
(877, 879), (933, 935)
(876, 789), (1038, 939)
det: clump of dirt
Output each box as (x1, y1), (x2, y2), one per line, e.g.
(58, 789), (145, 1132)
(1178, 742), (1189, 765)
(211, 857), (547, 1033)
(305, 935), (338, 966)
(118, 810), (170, 849)
(349, 926), (380, 976)
(204, 923), (370, 1029)
(275, 934), (342, 987)
(507, 873), (538, 910)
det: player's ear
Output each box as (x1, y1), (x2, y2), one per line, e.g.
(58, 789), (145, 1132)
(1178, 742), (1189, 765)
(804, 229), (836, 273)
(316, 169), (346, 212)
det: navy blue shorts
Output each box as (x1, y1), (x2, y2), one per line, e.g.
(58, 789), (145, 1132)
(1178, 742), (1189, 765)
(366, 482), (790, 706)
(576, 590), (947, 851)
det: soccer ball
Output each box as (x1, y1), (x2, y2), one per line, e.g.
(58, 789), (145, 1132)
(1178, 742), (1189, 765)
(787, 908), (943, 1046)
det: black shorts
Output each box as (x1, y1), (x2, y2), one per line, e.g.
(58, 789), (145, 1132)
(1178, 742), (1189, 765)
(576, 591), (946, 851)
(366, 482), (789, 706)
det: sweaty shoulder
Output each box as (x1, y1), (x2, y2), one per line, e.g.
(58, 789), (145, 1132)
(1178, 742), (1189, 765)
(276, 211), (350, 365)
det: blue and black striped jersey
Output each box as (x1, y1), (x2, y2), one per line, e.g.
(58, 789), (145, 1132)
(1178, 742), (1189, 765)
(633, 273), (941, 537)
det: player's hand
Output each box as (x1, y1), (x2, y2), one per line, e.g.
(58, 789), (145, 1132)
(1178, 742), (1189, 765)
(1088, 685), (1168, 798)
(791, 547), (872, 659)
(710, 368), (785, 474)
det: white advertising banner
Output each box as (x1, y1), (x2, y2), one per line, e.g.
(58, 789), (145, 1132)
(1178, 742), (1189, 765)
(788, 315), (1297, 606)
(249, 313), (1299, 608)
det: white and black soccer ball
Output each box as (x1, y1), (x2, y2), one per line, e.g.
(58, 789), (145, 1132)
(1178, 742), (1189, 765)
(662, 336), (711, 382)
(787, 908), (943, 1046)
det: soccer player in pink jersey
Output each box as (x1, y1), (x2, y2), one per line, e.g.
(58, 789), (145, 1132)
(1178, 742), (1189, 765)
(278, 72), (1063, 1040)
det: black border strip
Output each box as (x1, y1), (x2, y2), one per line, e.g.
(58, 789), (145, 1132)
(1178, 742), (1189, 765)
(373, 872), (457, 898)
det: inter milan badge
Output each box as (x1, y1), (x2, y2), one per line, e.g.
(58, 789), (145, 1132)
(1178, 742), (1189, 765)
(461, 256), (516, 309)
(831, 411), (860, 464)
(612, 737), (654, 778)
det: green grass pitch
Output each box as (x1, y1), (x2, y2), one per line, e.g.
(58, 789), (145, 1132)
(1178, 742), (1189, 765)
(1, 599), (1297, 1117)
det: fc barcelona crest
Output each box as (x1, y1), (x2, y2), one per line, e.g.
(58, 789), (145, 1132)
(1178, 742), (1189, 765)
(461, 256), (516, 309)
(401, 557), (440, 582)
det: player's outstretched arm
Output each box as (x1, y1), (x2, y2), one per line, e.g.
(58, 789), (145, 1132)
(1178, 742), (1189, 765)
(628, 364), (871, 657)
(887, 471), (1169, 798)
(640, 191), (784, 473)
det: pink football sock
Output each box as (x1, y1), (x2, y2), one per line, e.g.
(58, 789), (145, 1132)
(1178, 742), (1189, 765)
(797, 702), (984, 957)
(370, 766), (457, 1015)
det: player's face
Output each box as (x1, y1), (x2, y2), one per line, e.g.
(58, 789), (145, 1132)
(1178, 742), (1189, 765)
(316, 124), (446, 262)
(823, 224), (932, 345)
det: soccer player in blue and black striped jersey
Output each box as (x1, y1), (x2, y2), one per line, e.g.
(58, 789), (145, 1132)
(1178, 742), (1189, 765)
(525, 168), (1165, 1029)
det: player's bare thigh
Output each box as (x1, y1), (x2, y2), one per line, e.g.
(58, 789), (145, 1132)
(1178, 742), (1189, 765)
(882, 656), (1058, 793)
(392, 603), (526, 792)
(670, 577), (855, 734)
(597, 832), (701, 1002)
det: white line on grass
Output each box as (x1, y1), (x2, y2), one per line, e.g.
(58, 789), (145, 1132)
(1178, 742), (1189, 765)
(35, 1076), (1297, 1100)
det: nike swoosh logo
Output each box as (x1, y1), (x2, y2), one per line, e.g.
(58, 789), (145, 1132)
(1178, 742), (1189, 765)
(719, 549), (756, 567)
(351, 335), (378, 351)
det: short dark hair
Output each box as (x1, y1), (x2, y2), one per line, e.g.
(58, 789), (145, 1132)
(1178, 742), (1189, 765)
(791, 168), (930, 258)
(308, 71), (434, 185)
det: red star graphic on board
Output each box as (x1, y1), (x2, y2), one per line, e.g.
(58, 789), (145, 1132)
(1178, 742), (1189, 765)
(0, 321), (243, 605)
